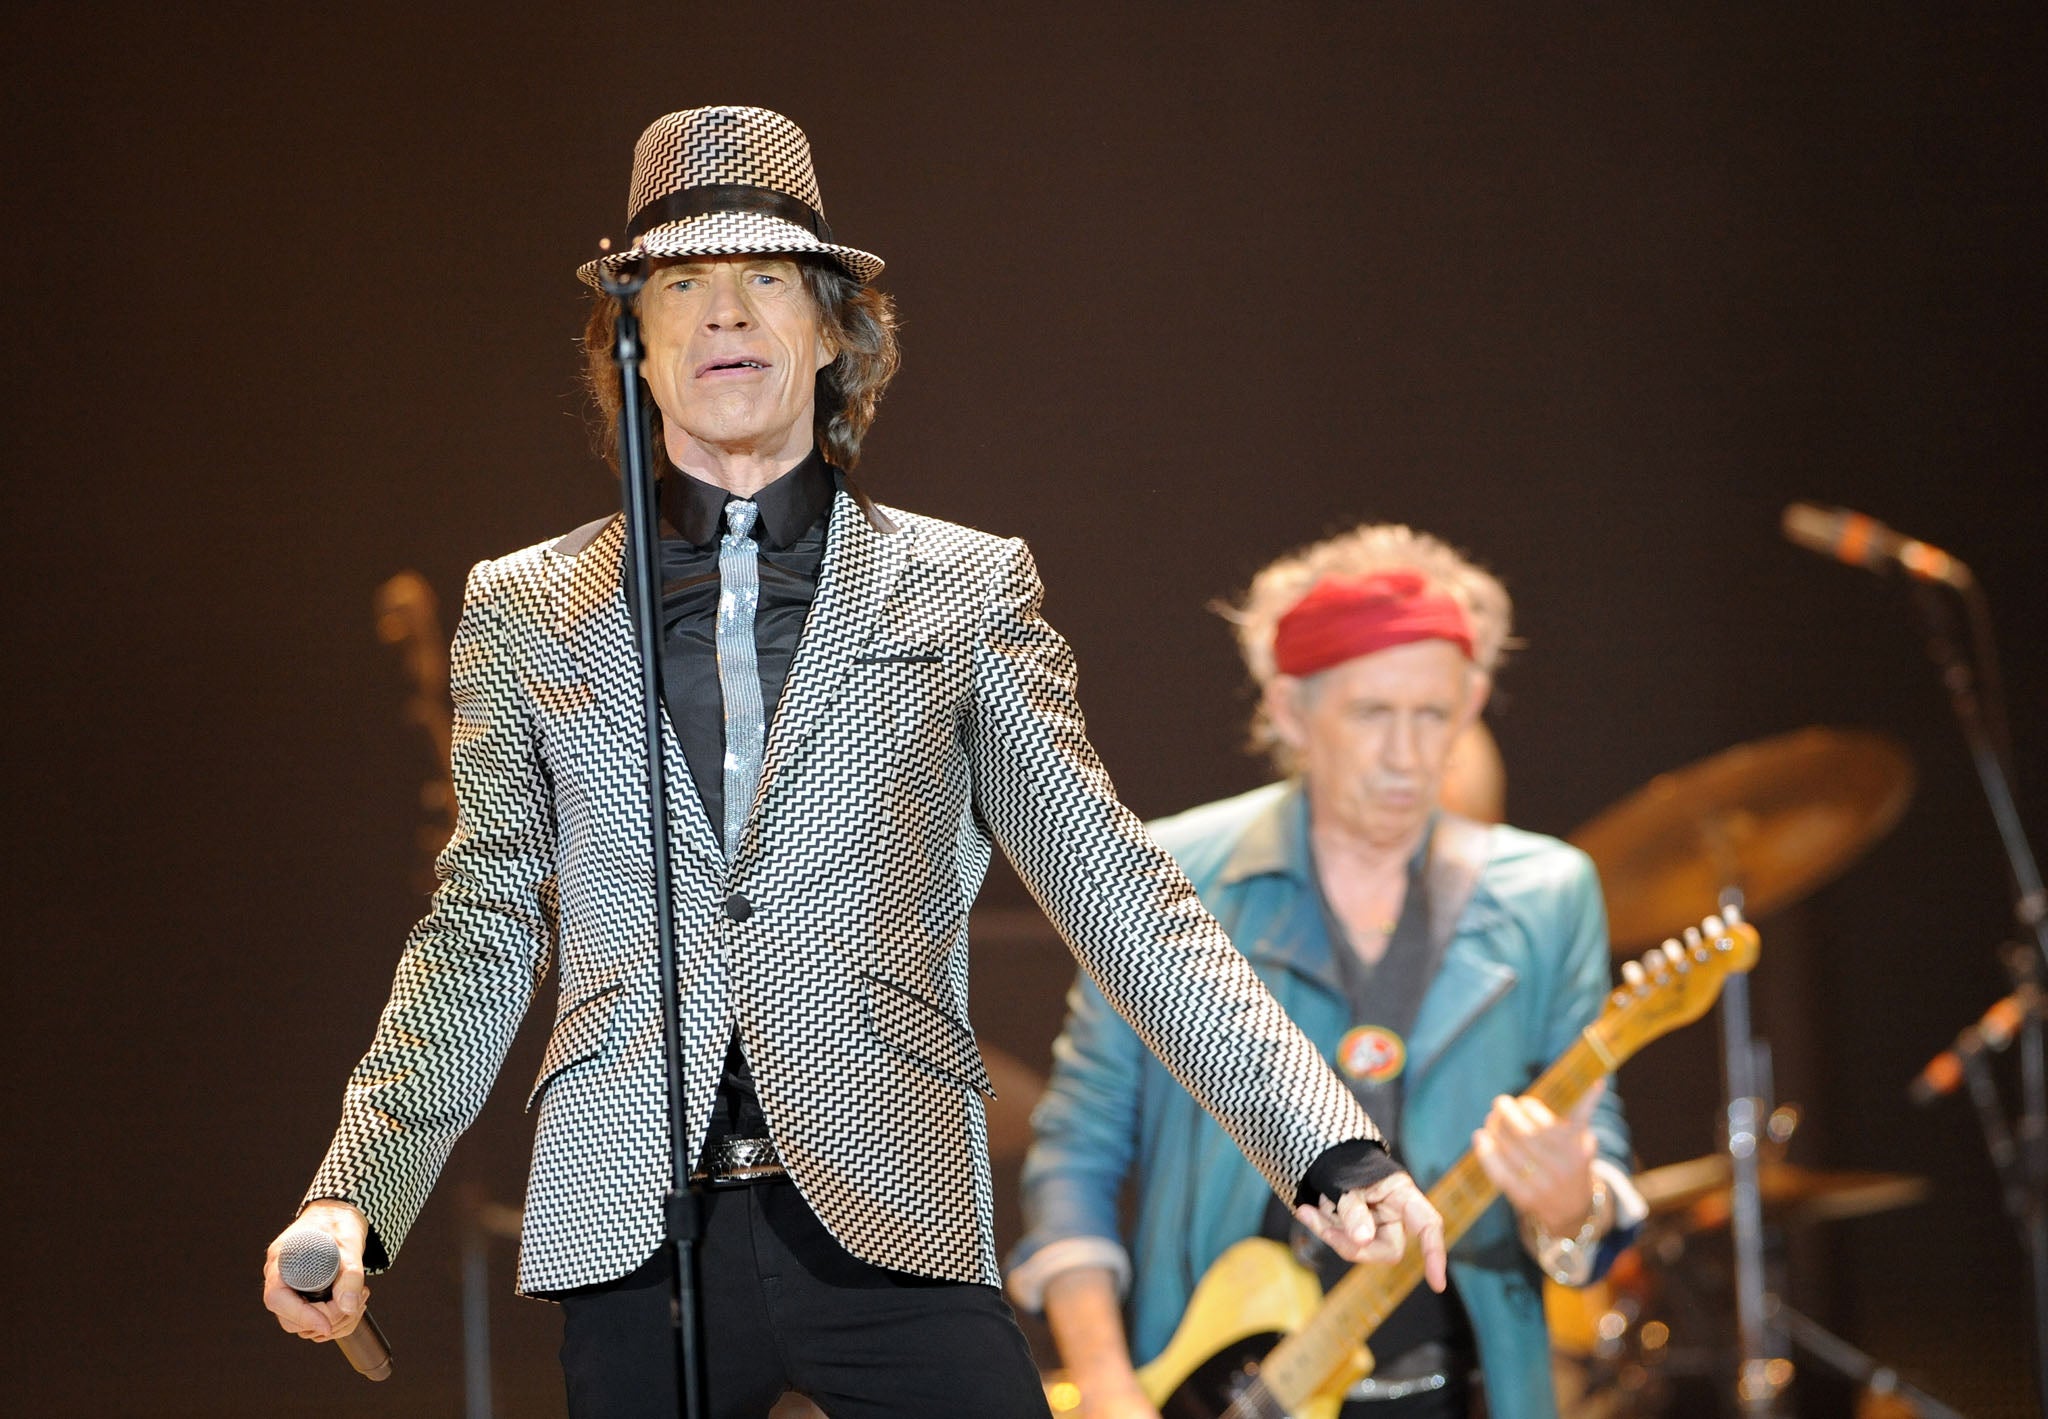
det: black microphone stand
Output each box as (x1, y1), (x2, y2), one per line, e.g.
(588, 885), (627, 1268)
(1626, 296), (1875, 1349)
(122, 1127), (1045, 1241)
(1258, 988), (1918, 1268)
(599, 259), (710, 1419)
(1950, 977), (2033, 1236)
(1909, 579), (2048, 1419)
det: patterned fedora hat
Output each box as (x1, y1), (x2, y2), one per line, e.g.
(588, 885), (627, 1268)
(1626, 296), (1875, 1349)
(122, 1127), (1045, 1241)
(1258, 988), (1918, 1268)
(577, 106), (883, 288)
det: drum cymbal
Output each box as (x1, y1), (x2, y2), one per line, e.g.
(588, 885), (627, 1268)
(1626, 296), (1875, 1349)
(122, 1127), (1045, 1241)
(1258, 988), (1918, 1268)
(1570, 727), (1914, 951)
(1636, 1153), (1931, 1228)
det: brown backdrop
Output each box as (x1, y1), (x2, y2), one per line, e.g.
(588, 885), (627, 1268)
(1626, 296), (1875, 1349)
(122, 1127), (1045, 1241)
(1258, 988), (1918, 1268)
(5, 3), (2044, 1415)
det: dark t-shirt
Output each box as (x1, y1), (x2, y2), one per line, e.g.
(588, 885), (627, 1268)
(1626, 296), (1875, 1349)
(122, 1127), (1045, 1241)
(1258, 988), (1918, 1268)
(1259, 827), (1474, 1377)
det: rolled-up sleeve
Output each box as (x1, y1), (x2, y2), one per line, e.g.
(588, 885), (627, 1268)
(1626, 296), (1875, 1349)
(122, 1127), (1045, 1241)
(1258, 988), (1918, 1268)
(1007, 970), (1147, 1310)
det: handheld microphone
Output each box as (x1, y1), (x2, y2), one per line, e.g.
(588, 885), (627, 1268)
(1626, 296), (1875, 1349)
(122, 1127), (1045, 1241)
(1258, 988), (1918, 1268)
(1908, 986), (2037, 1105)
(1781, 502), (1974, 589)
(277, 1226), (394, 1381)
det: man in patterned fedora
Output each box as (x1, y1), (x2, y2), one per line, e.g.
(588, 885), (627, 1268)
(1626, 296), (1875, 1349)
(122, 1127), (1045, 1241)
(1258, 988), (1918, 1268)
(1012, 525), (1645, 1418)
(261, 107), (1445, 1418)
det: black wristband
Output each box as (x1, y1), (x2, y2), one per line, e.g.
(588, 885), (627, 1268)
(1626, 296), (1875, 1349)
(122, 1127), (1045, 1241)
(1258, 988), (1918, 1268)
(1296, 1137), (1402, 1208)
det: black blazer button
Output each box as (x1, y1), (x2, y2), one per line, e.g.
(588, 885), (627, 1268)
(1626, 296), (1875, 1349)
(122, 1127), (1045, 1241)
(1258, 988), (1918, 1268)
(723, 893), (753, 923)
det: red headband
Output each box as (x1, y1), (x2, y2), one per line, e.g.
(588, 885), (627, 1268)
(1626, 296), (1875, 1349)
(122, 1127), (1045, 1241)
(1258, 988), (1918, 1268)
(1272, 570), (1475, 676)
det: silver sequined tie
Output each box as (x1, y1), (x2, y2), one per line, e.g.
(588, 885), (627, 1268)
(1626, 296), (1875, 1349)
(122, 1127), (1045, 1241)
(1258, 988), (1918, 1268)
(715, 499), (764, 859)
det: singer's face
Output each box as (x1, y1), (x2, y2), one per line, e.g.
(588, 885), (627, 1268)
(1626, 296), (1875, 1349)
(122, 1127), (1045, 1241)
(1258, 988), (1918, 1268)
(639, 254), (835, 472)
(1267, 639), (1486, 849)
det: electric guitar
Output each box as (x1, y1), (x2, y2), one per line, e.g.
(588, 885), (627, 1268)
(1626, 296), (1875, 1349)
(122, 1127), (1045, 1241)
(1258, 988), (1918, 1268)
(1119, 911), (1761, 1419)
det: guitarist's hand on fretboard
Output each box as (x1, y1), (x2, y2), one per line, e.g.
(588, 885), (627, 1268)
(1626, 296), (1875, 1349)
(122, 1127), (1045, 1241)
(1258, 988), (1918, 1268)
(1470, 1078), (1606, 1237)
(1293, 1171), (1450, 1293)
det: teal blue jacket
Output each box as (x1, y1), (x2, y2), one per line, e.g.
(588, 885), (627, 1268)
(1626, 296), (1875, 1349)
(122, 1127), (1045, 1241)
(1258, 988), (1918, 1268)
(1011, 782), (1632, 1418)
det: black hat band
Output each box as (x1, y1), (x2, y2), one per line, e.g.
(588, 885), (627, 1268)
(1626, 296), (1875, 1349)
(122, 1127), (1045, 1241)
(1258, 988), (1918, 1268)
(625, 183), (835, 245)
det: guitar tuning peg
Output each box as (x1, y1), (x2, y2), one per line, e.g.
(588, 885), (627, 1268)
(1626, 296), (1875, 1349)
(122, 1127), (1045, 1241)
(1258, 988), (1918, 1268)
(1662, 939), (1688, 969)
(1622, 958), (1648, 992)
(1702, 914), (1725, 937)
(1721, 901), (1745, 926)
(1683, 925), (1704, 948)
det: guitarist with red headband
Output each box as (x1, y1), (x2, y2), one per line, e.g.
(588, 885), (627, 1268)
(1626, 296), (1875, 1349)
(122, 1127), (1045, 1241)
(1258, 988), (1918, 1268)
(1010, 525), (1646, 1418)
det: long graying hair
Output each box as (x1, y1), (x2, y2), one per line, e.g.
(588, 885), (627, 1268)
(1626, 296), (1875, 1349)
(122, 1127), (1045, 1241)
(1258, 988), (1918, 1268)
(581, 255), (900, 472)
(1221, 523), (1515, 769)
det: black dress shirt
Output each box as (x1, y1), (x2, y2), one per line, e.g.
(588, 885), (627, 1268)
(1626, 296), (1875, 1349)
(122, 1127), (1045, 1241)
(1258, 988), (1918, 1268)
(652, 449), (834, 1158)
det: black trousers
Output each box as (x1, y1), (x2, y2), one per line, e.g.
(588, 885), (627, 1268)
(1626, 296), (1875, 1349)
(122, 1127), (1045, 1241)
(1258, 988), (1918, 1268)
(557, 1179), (1052, 1419)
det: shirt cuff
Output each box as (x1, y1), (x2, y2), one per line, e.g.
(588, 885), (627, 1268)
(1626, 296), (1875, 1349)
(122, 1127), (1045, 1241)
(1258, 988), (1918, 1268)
(1295, 1137), (1399, 1207)
(1526, 1159), (1645, 1285)
(1004, 1236), (1132, 1314)
(300, 1194), (389, 1271)
(1603, 1160), (1649, 1231)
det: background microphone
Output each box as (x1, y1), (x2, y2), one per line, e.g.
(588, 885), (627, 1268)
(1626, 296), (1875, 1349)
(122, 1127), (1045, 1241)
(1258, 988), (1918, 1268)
(1909, 986), (2037, 1105)
(1781, 502), (1974, 589)
(277, 1226), (394, 1381)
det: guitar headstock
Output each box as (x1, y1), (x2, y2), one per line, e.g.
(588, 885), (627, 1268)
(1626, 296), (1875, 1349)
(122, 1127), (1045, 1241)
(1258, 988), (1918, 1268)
(1588, 909), (1762, 1066)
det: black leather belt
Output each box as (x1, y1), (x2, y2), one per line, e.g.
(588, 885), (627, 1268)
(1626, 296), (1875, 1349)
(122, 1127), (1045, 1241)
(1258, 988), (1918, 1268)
(691, 1136), (786, 1187)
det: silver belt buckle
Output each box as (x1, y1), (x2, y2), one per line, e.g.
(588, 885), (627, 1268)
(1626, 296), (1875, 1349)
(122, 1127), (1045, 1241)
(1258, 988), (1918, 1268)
(692, 1136), (785, 1186)
(1345, 1370), (1450, 1401)
(1343, 1341), (1457, 1402)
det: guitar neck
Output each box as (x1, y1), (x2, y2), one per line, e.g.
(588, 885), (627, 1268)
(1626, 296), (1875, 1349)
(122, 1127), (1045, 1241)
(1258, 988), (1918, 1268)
(1253, 1031), (1613, 1410)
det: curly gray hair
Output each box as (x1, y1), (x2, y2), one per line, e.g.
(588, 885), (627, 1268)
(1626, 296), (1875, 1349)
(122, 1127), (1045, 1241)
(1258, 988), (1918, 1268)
(1221, 523), (1514, 768)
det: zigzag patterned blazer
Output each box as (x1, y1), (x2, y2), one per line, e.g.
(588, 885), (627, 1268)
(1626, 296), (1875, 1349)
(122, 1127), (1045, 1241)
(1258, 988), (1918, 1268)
(306, 484), (1374, 1294)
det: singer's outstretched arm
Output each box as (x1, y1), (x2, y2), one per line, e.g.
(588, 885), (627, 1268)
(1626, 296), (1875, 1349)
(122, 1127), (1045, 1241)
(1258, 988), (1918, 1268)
(295, 561), (559, 1275)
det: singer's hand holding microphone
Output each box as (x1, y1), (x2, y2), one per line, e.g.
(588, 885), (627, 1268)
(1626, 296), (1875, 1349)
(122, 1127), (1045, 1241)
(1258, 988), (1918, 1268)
(263, 1199), (393, 1380)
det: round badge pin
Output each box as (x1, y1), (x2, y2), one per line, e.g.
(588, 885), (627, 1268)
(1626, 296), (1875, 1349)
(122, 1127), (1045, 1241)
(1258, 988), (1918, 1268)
(1336, 1024), (1407, 1083)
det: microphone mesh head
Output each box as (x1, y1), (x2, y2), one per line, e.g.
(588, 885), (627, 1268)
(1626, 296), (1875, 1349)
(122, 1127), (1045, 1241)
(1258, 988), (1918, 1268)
(277, 1226), (343, 1294)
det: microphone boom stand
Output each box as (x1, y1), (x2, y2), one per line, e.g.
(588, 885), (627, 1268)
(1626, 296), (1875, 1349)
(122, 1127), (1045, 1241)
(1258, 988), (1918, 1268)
(600, 261), (710, 1419)
(1910, 580), (2048, 1419)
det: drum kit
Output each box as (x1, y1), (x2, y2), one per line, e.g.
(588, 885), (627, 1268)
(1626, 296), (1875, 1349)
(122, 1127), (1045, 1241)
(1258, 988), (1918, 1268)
(1553, 726), (1967, 1419)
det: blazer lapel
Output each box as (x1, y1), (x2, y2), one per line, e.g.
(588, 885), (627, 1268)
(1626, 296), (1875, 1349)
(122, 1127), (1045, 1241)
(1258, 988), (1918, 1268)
(1406, 936), (1518, 1087)
(751, 488), (905, 809)
(552, 514), (722, 863)
(1423, 816), (1492, 968)
(1227, 785), (1347, 1001)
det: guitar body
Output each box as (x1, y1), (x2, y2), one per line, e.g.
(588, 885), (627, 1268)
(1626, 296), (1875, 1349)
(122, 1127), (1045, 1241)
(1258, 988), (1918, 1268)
(1136, 1239), (1368, 1419)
